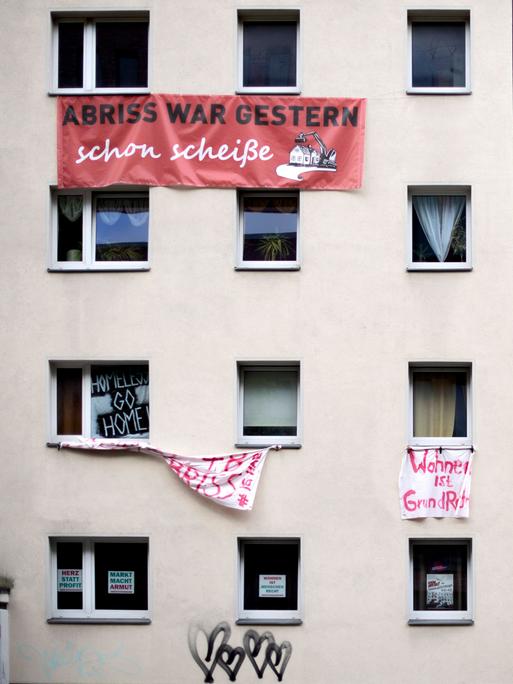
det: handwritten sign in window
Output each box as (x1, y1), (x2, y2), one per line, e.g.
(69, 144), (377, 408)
(91, 365), (149, 438)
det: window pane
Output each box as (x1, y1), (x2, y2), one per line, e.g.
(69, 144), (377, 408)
(91, 365), (149, 438)
(95, 196), (149, 262)
(243, 541), (299, 611)
(94, 541), (148, 610)
(413, 543), (467, 611)
(243, 195), (297, 262)
(413, 371), (467, 438)
(95, 22), (148, 88)
(56, 542), (83, 609)
(412, 22), (466, 87)
(412, 196), (466, 263)
(57, 368), (82, 435)
(243, 369), (298, 436)
(58, 23), (84, 88)
(57, 195), (83, 262)
(243, 22), (297, 87)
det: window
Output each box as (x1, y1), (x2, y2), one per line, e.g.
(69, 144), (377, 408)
(49, 538), (149, 622)
(237, 192), (299, 269)
(408, 11), (470, 94)
(51, 363), (149, 441)
(52, 14), (149, 93)
(50, 190), (149, 270)
(238, 11), (300, 93)
(237, 364), (300, 448)
(408, 187), (471, 270)
(409, 365), (471, 446)
(237, 538), (301, 624)
(409, 539), (472, 624)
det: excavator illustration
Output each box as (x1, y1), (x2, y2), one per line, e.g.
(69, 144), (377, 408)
(289, 131), (337, 170)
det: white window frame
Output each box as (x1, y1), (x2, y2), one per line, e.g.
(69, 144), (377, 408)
(49, 361), (150, 443)
(49, 537), (150, 623)
(408, 363), (471, 447)
(51, 13), (150, 95)
(237, 10), (301, 94)
(237, 537), (302, 624)
(408, 538), (473, 625)
(49, 188), (150, 271)
(407, 186), (471, 271)
(237, 362), (301, 448)
(407, 10), (471, 95)
(236, 191), (300, 270)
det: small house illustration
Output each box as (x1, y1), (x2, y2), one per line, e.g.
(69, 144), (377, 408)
(289, 144), (320, 167)
(288, 132), (336, 170)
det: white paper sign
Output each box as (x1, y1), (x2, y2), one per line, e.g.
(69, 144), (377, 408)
(108, 570), (134, 594)
(57, 569), (82, 592)
(427, 573), (454, 608)
(259, 574), (286, 597)
(399, 448), (473, 519)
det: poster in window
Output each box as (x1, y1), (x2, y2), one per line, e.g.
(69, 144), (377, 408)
(57, 569), (82, 592)
(426, 574), (454, 608)
(91, 365), (149, 438)
(259, 574), (286, 597)
(108, 570), (135, 594)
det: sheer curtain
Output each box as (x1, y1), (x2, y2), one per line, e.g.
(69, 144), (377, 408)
(59, 196), (83, 222)
(413, 376), (456, 437)
(96, 198), (149, 227)
(413, 195), (465, 262)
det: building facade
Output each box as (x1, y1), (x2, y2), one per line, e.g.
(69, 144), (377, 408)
(1, 0), (513, 682)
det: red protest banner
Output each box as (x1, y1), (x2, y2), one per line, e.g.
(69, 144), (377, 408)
(57, 94), (366, 190)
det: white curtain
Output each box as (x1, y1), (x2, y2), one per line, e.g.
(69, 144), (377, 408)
(413, 196), (465, 262)
(244, 370), (297, 428)
(59, 196), (83, 222)
(97, 198), (149, 227)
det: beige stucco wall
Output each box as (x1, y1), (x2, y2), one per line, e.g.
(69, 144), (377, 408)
(1, 0), (513, 682)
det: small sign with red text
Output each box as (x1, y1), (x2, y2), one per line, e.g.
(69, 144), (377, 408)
(259, 574), (286, 597)
(57, 569), (82, 592)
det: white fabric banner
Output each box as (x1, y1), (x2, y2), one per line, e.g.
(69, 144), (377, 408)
(60, 439), (277, 511)
(399, 448), (473, 519)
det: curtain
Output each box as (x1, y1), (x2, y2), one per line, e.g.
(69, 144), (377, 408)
(243, 370), (297, 428)
(413, 195), (465, 262)
(59, 196), (83, 222)
(413, 376), (456, 437)
(244, 197), (297, 214)
(96, 198), (149, 227)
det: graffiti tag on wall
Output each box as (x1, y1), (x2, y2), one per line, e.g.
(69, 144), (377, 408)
(188, 622), (292, 682)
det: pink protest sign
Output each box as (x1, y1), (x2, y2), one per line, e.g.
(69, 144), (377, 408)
(399, 448), (473, 519)
(59, 438), (277, 511)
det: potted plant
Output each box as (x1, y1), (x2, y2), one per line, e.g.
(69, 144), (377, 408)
(256, 234), (292, 261)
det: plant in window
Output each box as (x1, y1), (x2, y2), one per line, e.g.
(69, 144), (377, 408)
(257, 233), (293, 260)
(450, 220), (466, 261)
(413, 244), (432, 262)
(98, 244), (147, 261)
